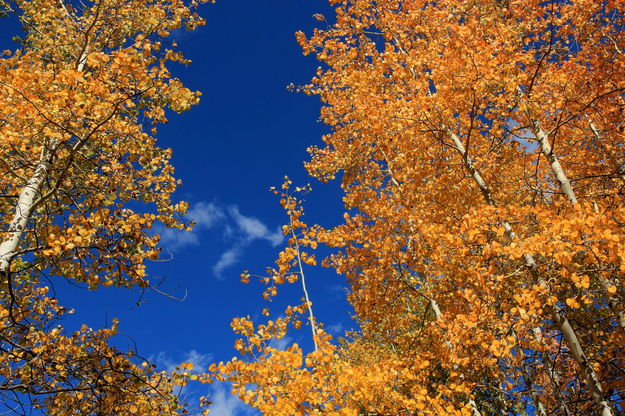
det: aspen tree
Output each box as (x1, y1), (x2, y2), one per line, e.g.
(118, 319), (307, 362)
(221, 1), (625, 415)
(212, 1), (625, 415)
(0, 0), (205, 413)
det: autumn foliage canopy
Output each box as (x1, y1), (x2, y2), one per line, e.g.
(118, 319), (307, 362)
(2, 0), (625, 415)
(0, 0), (204, 413)
(216, 1), (625, 416)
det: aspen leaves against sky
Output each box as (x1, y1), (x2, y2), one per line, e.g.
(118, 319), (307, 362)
(220, 1), (625, 415)
(2, 1), (625, 416)
(0, 0), (205, 413)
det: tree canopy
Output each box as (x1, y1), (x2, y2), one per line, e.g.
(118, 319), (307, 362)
(217, 1), (625, 415)
(2, 0), (625, 415)
(0, 0), (205, 413)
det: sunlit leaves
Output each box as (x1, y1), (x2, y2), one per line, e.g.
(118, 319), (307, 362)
(217, 1), (625, 415)
(0, 0), (206, 413)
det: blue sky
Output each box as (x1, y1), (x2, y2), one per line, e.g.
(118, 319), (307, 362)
(1, 1), (353, 414)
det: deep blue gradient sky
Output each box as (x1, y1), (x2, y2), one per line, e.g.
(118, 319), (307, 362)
(1, 1), (353, 414)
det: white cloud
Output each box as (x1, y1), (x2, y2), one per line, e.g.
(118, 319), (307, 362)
(151, 352), (259, 416)
(328, 284), (348, 299)
(152, 349), (213, 373)
(209, 383), (254, 416)
(157, 226), (200, 249)
(152, 351), (177, 373)
(150, 350), (215, 408)
(267, 336), (292, 351)
(228, 206), (284, 247)
(212, 205), (284, 277)
(325, 322), (344, 336)
(182, 349), (213, 372)
(212, 245), (242, 278)
(209, 206), (284, 278)
(156, 201), (285, 278)
(187, 201), (226, 228)
(156, 202), (225, 250)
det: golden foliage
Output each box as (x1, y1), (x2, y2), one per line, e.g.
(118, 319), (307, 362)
(0, 0), (206, 413)
(215, 1), (625, 415)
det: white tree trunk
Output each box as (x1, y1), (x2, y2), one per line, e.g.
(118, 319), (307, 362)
(290, 222), (318, 351)
(0, 35), (89, 276)
(553, 305), (612, 416)
(527, 121), (578, 205)
(0, 142), (57, 274)
(446, 130), (613, 416)
(531, 119), (625, 330)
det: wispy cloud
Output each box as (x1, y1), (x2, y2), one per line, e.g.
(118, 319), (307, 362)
(209, 206), (284, 278)
(328, 284), (348, 299)
(156, 201), (225, 250)
(188, 202), (226, 228)
(212, 245), (242, 277)
(151, 350), (215, 407)
(155, 201), (284, 278)
(228, 206), (283, 246)
(325, 322), (344, 336)
(152, 349), (213, 373)
(182, 349), (213, 372)
(267, 335), (292, 351)
(209, 383), (255, 416)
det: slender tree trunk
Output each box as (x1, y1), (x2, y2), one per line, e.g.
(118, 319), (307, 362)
(530, 117), (625, 330)
(446, 130), (613, 416)
(0, 141), (57, 274)
(523, 115), (619, 414)
(0, 39), (88, 276)
(527, 120), (578, 205)
(290, 221), (318, 351)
